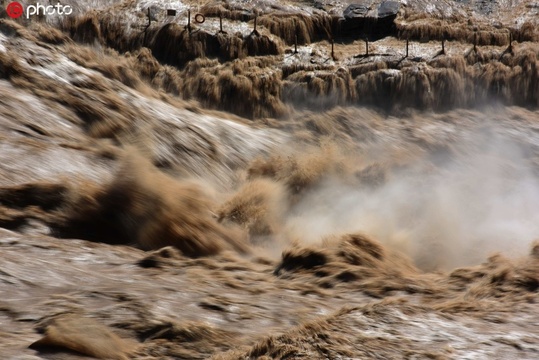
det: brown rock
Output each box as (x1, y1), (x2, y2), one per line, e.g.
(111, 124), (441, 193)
(30, 315), (137, 360)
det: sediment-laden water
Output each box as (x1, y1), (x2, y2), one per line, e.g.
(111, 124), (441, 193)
(0, 1), (538, 359)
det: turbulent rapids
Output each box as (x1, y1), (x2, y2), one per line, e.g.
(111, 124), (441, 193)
(0, 0), (538, 359)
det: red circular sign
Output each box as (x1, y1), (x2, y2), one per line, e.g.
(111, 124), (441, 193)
(6, 2), (24, 19)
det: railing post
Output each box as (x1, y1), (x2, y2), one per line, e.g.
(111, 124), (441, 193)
(441, 37), (445, 54)
(294, 20), (298, 54)
(406, 36), (409, 57)
(365, 37), (369, 56)
(143, 8), (152, 45)
(251, 14), (260, 36)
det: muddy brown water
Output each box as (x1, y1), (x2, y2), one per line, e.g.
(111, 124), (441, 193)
(1, 2), (539, 359)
